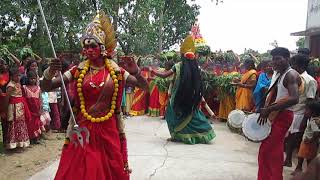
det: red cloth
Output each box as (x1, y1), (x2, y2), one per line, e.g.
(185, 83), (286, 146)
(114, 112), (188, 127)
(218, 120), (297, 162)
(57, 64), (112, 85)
(25, 96), (42, 139)
(50, 103), (61, 130)
(55, 66), (129, 180)
(9, 97), (31, 122)
(258, 110), (293, 180)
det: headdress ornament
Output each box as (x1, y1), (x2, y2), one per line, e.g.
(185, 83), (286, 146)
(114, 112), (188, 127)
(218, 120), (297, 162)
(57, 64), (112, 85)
(180, 35), (196, 60)
(81, 11), (117, 56)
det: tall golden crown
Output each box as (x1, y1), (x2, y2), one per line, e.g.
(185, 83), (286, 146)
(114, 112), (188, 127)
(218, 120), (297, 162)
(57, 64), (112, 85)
(180, 35), (196, 54)
(81, 11), (117, 55)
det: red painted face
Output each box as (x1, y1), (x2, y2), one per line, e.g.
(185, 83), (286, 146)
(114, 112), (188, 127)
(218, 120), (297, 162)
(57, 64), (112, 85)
(83, 39), (101, 61)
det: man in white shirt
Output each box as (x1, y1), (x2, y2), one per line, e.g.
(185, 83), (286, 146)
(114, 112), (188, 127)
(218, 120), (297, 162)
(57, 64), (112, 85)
(284, 54), (318, 167)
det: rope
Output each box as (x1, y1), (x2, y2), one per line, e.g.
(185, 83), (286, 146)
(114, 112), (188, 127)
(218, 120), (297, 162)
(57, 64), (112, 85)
(36, 0), (77, 126)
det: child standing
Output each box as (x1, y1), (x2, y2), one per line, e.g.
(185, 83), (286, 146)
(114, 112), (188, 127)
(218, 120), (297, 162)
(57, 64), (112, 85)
(292, 100), (320, 175)
(40, 90), (51, 131)
(6, 67), (30, 149)
(23, 70), (42, 144)
(48, 88), (61, 131)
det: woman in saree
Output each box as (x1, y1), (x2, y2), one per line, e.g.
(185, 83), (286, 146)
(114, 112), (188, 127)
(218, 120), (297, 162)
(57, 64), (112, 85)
(129, 68), (149, 116)
(41, 12), (148, 180)
(158, 61), (174, 118)
(151, 36), (215, 144)
(0, 59), (10, 145)
(218, 64), (237, 120)
(232, 59), (257, 111)
(147, 66), (161, 117)
(253, 59), (273, 110)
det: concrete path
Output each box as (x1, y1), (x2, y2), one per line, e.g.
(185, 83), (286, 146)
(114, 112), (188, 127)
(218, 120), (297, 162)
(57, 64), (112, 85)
(29, 116), (294, 180)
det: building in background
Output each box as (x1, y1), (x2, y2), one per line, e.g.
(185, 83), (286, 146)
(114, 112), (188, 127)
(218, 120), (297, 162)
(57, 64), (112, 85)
(291, 0), (320, 58)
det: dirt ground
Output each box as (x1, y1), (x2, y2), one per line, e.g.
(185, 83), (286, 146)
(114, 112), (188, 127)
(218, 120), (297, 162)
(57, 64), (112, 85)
(0, 130), (65, 180)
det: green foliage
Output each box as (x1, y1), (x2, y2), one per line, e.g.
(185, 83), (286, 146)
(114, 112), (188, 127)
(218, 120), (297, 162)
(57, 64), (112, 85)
(19, 47), (34, 59)
(310, 58), (320, 67)
(196, 45), (211, 56)
(210, 51), (237, 63)
(296, 37), (305, 49)
(0, 0), (200, 57)
(0, 45), (14, 66)
(154, 76), (171, 92)
(214, 73), (241, 98)
(201, 69), (241, 99)
(159, 51), (180, 66)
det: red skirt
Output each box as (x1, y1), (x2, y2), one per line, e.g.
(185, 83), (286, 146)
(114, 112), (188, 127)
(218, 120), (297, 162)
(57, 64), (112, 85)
(55, 115), (129, 180)
(25, 97), (42, 139)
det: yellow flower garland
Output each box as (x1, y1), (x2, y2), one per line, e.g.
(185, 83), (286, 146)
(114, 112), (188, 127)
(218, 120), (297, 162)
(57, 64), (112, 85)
(77, 59), (119, 123)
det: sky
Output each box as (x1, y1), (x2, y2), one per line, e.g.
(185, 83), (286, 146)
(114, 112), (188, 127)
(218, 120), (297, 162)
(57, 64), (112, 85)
(188, 0), (309, 53)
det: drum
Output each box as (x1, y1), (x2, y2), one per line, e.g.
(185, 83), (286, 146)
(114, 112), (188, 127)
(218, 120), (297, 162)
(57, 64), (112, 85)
(242, 113), (271, 142)
(227, 110), (246, 134)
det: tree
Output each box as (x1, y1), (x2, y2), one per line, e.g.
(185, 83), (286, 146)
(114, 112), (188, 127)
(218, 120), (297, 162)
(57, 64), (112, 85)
(0, 0), (200, 57)
(296, 37), (305, 49)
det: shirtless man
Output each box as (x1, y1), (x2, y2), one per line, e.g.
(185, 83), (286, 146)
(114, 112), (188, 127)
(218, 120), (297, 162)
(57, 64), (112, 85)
(257, 47), (301, 180)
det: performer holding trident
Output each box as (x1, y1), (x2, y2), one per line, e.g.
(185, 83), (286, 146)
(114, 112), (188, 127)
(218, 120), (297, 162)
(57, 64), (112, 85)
(41, 11), (148, 180)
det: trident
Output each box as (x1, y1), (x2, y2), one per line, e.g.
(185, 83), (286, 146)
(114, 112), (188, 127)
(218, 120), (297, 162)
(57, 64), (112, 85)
(36, 0), (90, 147)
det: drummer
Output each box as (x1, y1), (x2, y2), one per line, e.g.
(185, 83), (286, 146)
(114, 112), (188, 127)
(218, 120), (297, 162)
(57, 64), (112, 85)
(257, 47), (301, 180)
(284, 54), (318, 167)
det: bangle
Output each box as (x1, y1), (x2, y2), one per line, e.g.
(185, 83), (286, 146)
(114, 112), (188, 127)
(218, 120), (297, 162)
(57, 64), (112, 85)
(43, 68), (55, 80)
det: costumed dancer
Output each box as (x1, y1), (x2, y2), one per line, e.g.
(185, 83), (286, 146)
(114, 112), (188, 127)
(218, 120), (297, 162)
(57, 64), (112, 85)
(5, 67), (30, 149)
(23, 70), (42, 143)
(257, 47), (301, 180)
(151, 35), (216, 144)
(41, 11), (148, 180)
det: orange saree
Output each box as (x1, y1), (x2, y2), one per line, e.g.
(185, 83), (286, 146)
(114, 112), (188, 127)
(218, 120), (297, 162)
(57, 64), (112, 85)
(147, 80), (160, 117)
(235, 69), (257, 111)
(218, 72), (236, 120)
(129, 70), (149, 116)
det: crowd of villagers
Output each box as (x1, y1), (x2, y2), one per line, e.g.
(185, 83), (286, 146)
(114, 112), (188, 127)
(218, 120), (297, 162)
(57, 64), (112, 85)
(1, 42), (320, 178)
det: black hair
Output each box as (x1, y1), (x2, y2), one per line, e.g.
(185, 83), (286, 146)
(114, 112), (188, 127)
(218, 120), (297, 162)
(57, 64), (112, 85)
(9, 66), (19, 77)
(27, 70), (37, 78)
(244, 58), (256, 70)
(298, 48), (311, 56)
(306, 100), (320, 117)
(41, 63), (50, 72)
(270, 47), (290, 59)
(307, 64), (317, 78)
(25, 59), (37, 72)
(291, 54), (310, 71)
(174, 57), (203, 118)
(26, 70), (38, 85)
